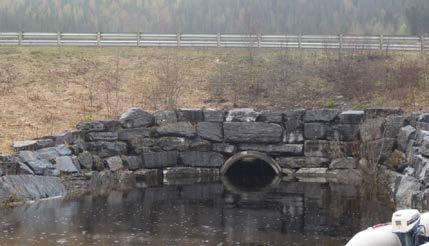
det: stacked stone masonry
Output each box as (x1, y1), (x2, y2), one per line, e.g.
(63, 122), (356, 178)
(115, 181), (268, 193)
(3, 106), (428, 207)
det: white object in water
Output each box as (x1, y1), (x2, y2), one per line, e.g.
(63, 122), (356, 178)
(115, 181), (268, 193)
(346, 224), (401, 246)
(347, 209), (429, 246)
(392, 209), (420, 234)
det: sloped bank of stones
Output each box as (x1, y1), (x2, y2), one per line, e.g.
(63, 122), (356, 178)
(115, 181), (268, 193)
(0, 107), (419, 207)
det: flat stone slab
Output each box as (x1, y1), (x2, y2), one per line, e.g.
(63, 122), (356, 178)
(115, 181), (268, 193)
(238, 144), (303, 156)
(223, 122), (283, 143)
(154, 110), (178, 125)
(180, 151), (225, 167)
(203, 109), (225, 122)
(0, 175), (67, 204)
(276, 157), (330, 169)
(156, 122), (197, 138)
(197, 122), (223, 142)
(143, 151), (178, 168)
(55, 156), (79, 173)
(338, 110), (364, 124)
(163, 167), (220, 180)
(226, 108), (260, 122)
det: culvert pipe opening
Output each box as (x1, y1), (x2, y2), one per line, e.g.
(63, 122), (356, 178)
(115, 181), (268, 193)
(221, 151), (282, 190)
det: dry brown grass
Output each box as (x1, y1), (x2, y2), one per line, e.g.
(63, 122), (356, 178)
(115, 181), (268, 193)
(0, 46), (428, 154)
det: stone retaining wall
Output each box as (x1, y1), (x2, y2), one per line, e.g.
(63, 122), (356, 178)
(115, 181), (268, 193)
(0, 107), (419, 205)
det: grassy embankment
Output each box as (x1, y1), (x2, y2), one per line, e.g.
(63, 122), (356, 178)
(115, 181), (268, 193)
(0, 46), (428, 153)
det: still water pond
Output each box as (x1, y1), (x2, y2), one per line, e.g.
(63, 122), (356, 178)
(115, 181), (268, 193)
(0, 178), (393, 246)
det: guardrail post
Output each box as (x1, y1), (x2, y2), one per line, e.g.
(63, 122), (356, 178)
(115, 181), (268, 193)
(298, 34), (302, 49)
(18, 32), (23, 45)
(137, 32), (141, 47)
(257, 33), (262, 48)
(217, 33), (221, 48)
(96, 32), (101, 46)
(379, 35), (384, 50)
(57, 32), (61, 46)
(339, 34), (343, 50)
(421, 36), (424, 53)
(176, 32), (181, 47)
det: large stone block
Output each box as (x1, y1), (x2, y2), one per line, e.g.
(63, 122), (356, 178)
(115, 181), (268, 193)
(87, 132), (118, 142)
(177, 108), (204, 122)
(223, 122), (283, 143)
(76, 121), (105, 132)
(395, 175), (422, 209)
(100, 120), (122, 132)
(27, 159), (54, 175)
(77, 151), (93, 170)
(156, 122), (197, 138)
(417, 122), (429, 131)
(163, 167), (220, 180)
(360, 118), (385, 142)
(283, 131), (304, 144)
(212, 143), (237, 155)
(303, 109), (340, 123)
(188, 137), (212, 151)
(203, 109), (226, 122)
(226, 108), (260, 122)
(105, 156), (124, 171)
(55, 144), (72, 156)
(119, 108), (155, 128)
(143, 151), (178, 168)
(398, 125), (416, 152)
(118, 128), (151, 141)
(284, 110), (305, 144)
(0, 175), (67, 204)
(304, 140), (358, 159)
(123, 156), (143, 171)
(36, 147), (60, 160)
(304, 123), (332, 140)
(55, 156), (79, 173)
(257, 110), (283, 123)
(422, 137), (429, 158)
(362, 138), (396, 163)
(197, 122), (223, 142)
(128, 138), (158, 154)
(13, 139), (55, 151)
(295, 168), (331, 178)
(180, 151), (225, 168)
(384, 115), (406, 139)
(338, 110), (364, 124)
(238, 144), (303, 156)
(275, 157), (330, 169)
(157, 137), (189, 151)
(154, 110), (178, 125)
(85, 141), (128, 158)
(332, 124), (361, 141)
(18, 151), (39, 163)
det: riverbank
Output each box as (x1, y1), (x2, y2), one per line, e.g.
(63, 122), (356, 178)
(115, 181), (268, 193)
(1, 46), (429, 153)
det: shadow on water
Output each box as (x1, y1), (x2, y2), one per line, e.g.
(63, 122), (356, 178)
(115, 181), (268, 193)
(0, 168), (395, 245)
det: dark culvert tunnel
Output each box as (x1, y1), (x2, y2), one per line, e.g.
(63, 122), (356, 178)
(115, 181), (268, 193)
(221, 151), (282, 191)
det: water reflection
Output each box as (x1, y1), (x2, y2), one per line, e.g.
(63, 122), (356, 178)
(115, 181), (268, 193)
(0, 178), (394, 245)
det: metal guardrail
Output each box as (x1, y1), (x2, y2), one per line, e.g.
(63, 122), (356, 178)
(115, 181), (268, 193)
(0, 32), (428, 51)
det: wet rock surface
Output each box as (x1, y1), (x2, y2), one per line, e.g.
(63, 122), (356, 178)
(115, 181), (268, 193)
(0, 175), (66, 204)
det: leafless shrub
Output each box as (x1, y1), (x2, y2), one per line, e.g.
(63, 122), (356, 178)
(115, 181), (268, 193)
(149, 56), (184, 110)
(0, 64), (18, 96)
